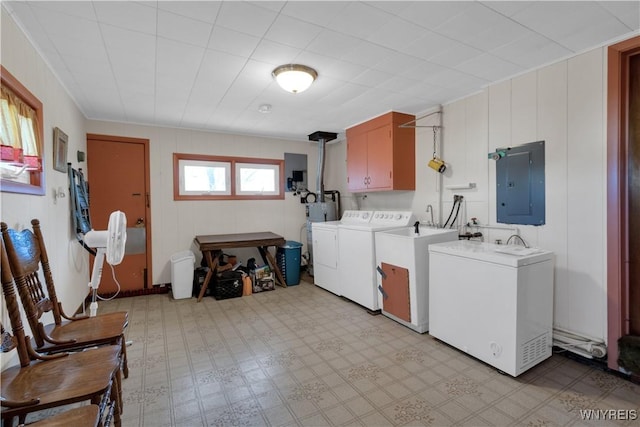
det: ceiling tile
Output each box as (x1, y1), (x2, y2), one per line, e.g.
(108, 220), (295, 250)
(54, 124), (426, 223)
(93, 1), (156, 35)
(263, 14), (324, 49)
(400, 30), (464, 61)
(510, 2), (608, 49)
(366, 16), (426, 50)
(560, 15), (636, 51)
(598, 1), (640, 30)
(455, 53), (524, 82)
(155, 38), (204, 94)
(279, 1), (350, 27)
(157, 9), (213, 47)
(396, 2), (470, 30)
(101, 23), (155, 64)
(373, 51), (424, 75)
(367, 1), (414, 16)
(251, 39), (301, 66)
(427, 41), (483, 68)
(433, 2), (505, 43)
(23, 1), (97, 21)
(305, 56), (367, 83)
(325, 2), (393, 40)
(463, 18), (531, 52)
(340, 40), (396, 68)
(207, 26), (261, 58)
(400, 61), (450, 81)
(490, 31), (572, 69)
(480, 1), (537, 18)
(157, 1), (221, 24)
(351, 69), (395, 88)
(305, 30), (362, 59)
(216, 2), (278, 38)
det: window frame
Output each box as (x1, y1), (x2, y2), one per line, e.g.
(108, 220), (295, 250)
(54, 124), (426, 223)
(1, 65), (45, 196)
(178, 158), (232, 197)
(173, 153), (284, 201)
(235, 162), (281, 196)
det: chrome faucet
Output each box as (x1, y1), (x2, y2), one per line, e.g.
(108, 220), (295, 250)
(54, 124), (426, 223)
(426, 204), (434, 226)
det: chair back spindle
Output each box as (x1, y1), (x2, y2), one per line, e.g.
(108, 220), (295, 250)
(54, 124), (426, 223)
(1, 239), (36, 367)
(1, 221), (63, 349)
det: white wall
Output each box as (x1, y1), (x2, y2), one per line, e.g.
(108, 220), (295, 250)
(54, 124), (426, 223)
(85, 120), (318, 284)
(2, 5), (612, 358)
(326, 47), (609, 343)
(1, 10), (90, 368)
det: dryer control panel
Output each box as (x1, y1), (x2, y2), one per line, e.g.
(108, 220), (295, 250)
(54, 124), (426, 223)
(370, 211), (415, 226)
(340, 210), (374, 224)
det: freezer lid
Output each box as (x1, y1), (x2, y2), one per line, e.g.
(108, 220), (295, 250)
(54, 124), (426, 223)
(428, 240), (553, 267)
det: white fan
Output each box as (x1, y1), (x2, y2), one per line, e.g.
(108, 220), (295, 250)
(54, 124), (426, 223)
(83, 210), (127, 317)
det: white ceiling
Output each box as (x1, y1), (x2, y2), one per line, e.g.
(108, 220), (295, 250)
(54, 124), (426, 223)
(3, 1), (639, 142)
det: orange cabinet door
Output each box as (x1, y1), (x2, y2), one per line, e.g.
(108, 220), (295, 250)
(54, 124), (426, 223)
(346, 131), (368, 192)
(366, 124), (393, 190)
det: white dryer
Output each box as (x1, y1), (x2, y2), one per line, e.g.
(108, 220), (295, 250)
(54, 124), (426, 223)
(312, 210), (372, 295)
(338, 211), (415, 311)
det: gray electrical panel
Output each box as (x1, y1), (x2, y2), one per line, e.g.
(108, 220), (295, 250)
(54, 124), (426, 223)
(495, 140), (545, 226)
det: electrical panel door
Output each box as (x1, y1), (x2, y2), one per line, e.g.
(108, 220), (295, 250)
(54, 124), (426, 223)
(496, 140), (545, 225)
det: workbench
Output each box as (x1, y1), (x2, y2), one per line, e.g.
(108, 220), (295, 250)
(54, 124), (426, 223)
(194, 232), (287, 302)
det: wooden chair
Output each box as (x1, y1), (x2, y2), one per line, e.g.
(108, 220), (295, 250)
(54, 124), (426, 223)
(0, 240), (121, 427)
(0, 220), (129, 378)
(18, 405), (100, 427)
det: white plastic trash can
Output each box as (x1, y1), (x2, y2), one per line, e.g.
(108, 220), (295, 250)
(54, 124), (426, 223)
(170, 250), (195, 299)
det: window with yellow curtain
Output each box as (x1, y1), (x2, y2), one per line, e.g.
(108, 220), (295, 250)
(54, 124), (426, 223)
(1, 65), (44, 195)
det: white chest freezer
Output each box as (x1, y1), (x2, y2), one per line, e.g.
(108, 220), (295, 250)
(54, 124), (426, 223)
(428, 240), (554, 377)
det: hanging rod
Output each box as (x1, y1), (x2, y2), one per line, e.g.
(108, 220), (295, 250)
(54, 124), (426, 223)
(398, 109), (442, 128)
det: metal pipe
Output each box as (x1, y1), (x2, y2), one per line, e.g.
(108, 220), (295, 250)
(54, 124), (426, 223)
(316, 137), (326, 203)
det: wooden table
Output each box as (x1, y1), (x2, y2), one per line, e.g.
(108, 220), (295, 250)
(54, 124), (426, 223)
(194, 232), (287, 302)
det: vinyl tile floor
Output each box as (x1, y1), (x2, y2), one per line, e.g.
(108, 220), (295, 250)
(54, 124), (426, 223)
(27, 279), (640, 426)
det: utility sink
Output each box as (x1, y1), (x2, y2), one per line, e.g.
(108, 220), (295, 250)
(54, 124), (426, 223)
(374, 226), (458, 333)
(381, 226), (455, 239)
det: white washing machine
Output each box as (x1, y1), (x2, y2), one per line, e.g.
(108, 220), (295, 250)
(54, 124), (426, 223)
(375, 227), (458, 333)
(338, 211), (415, 311)
(428, 240), (554, 377)
(311, 210), (373, 295)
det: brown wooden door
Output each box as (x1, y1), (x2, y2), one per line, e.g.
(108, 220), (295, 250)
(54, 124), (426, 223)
(381, 262), (410, 322)
(87, 134), (151, 294)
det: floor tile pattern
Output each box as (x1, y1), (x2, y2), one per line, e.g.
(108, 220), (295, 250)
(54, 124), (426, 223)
(22, 280), (639, 426)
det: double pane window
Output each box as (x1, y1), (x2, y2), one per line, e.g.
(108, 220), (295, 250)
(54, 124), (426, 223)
(174, 153), (283, 200)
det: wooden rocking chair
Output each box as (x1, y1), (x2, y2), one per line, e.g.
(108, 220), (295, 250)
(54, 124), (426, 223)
(0, 239), (122, 427)
(1, 220), (129, 378)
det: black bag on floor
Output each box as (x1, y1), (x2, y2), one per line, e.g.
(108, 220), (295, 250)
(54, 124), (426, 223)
(213, 270), (243, 300)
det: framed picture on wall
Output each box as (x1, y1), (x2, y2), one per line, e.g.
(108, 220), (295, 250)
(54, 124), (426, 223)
(53, 127), (68, 173)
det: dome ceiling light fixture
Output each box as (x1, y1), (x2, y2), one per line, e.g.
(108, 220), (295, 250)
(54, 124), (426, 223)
(272, 64), (317, 94)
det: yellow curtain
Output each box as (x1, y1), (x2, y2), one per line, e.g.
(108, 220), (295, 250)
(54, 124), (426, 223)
(0, 85), (39, 156)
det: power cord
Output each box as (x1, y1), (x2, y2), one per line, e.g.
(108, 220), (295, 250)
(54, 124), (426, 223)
(97, 263), (121, 301)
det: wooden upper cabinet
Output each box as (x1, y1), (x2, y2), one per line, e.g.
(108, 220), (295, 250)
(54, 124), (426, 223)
(346, 111), (415, 192)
